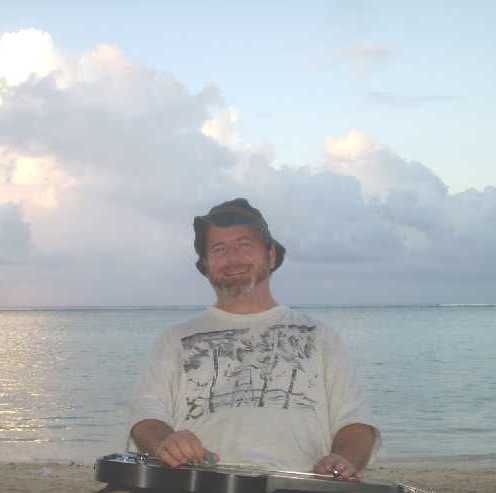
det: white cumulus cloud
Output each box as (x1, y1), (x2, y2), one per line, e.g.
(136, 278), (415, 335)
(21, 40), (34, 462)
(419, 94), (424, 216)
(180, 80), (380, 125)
(325, 129), (447, 203)
(0, 29), (494, 306)
(202, 108), (240, 149)
(0, 29), (66, 88)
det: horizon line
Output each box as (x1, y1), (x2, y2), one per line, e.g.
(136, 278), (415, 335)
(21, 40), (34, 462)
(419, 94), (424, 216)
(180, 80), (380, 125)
(1, 303), (495, 311)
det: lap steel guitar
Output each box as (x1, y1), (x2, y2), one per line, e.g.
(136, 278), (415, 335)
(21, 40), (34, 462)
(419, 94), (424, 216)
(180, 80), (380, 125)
(95, 453), (429, 493)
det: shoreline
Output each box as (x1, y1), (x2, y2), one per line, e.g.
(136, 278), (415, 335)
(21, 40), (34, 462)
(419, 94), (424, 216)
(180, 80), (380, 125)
(1, 458), (495, 493)
(375, 453), (496, 469)
(4, 452), (495, 466)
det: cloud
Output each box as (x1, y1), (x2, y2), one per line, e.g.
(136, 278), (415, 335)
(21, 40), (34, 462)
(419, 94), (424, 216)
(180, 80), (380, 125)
(0, 202), (31, 263)
(202, 108), (240, 148)
(338, 43), (393, 61)
(215, 158), (403, 270)
(0, 29), (66, 89)
(325, 129), (447, 201)
(324, 129), (450, 239)
(0, 43), (230, 220)
(368, 91), (458, 108)
(0, 148), (74, 211)
(326, 129), (379, 161)
(0, 29), (494, 306)
(323, 130), (496, 288)
(445, 187), (496, 264)
(337, 43), (393, 78)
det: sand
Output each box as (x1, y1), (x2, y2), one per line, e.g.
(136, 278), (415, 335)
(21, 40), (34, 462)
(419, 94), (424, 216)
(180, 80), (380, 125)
(0, 459), (494, 493)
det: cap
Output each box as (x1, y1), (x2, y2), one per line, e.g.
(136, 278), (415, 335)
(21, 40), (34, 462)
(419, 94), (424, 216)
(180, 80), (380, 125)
(193, 198), (286, 276)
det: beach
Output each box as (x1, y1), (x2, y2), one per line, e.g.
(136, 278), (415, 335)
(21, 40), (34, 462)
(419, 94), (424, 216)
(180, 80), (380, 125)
(1, 458), (494, 493)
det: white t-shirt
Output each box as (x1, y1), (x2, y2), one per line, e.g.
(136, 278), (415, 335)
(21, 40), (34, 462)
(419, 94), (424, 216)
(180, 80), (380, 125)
(129, 305), (379, 471)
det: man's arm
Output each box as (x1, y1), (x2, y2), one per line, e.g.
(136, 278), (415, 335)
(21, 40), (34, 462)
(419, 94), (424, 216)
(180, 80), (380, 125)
(330, 423), (376, 471)
(131, 419), (175, 456)
(313, 423), (377, 480)
(131, 419), (217, 467)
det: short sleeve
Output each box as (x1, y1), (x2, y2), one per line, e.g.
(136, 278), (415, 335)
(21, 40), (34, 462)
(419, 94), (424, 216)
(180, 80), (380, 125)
(321, 326), (382, 459)
(128, 330), (180, 433)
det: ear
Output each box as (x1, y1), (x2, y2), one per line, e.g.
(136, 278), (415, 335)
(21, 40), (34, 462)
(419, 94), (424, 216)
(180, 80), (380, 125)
(269, 244), (276, 270)
(201, 257), (210, 276)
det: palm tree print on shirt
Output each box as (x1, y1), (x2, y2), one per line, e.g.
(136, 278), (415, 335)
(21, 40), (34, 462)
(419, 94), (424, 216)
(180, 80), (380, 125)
(182, 324), (318, 420)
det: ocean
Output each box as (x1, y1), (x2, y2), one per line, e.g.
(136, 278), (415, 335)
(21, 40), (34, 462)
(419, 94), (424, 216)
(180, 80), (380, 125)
(1, 305), (495, 465)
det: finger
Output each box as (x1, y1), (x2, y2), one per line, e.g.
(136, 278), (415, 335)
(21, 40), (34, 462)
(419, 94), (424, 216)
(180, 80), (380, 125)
(176, 437), (200, 462)
(314, 460), (338, 476)
(338, 470), (352, 480)
(186, 435), (208, 463)
(313, 461), (328, 475)
(320, 461), (349, 480)
(203, 449), (220, 465)
(166, 438), (190, 464)
(335, 463), (356, 481)
(171, 431), (204, 463)
(349, 471), (362, 482)
(182, 432), (219, 465)
(160, 448), (182, 468)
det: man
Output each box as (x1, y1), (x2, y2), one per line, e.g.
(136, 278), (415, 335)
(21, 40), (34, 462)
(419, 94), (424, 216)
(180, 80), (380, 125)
(129, 198), (379, 481)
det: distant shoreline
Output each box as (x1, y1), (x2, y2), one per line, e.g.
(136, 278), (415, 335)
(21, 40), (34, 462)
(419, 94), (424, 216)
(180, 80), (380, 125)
(1, 303), (495, 311)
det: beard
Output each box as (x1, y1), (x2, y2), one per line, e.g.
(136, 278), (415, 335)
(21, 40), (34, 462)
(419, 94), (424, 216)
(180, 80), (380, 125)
(207, 258), (271, 300)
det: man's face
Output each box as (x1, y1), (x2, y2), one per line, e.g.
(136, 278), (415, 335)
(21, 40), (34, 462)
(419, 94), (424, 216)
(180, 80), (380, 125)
(204, 224), (275, 299)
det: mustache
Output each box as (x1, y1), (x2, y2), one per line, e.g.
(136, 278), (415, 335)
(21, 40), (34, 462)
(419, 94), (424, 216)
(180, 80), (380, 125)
(222, 265), (252, 274)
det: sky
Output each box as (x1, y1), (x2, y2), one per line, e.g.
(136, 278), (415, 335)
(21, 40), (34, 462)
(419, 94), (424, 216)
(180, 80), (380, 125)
(0, 1), (495, 307)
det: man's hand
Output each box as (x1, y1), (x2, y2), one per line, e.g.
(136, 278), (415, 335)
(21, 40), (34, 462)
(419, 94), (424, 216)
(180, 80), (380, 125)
(313, 423), (377, 481)
(131, 419), (219, 468)
(154, 429), (218, 468)
(313, 453), (361, 481)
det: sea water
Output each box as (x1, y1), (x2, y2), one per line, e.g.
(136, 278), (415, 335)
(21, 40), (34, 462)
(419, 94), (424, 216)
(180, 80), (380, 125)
(0, 305), (495, 464)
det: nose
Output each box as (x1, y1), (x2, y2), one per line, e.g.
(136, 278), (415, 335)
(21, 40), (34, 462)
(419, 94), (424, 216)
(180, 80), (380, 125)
(224, 243), (243, 262)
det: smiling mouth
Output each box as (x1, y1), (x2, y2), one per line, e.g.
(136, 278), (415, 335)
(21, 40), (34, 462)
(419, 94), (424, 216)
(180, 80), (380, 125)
(223, 267), (250, 276)
(225, 271), (249, 276)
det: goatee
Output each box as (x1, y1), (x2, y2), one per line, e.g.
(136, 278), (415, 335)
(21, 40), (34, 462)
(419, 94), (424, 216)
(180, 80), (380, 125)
(209, 263), (270, 300)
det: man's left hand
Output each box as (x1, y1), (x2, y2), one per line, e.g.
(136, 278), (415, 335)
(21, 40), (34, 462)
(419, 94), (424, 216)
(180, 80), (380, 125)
(313, 453), (362, 481)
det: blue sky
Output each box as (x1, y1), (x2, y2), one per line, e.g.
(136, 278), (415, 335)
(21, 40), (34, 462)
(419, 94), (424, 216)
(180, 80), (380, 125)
(1, 2), (496, 306)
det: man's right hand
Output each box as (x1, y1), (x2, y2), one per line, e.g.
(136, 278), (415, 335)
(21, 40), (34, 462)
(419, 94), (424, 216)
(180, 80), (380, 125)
(154, 429), (218, 467)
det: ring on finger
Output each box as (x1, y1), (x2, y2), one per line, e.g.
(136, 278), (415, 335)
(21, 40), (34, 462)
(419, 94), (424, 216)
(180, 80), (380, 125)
(327, 466), (341, 478)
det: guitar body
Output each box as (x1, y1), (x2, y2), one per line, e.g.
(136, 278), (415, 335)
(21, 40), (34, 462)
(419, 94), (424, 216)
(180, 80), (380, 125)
(95, 453), (402, 493)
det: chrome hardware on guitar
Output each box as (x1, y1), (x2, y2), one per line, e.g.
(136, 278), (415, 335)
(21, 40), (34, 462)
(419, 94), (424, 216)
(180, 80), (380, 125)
(94, 453), (435, 493)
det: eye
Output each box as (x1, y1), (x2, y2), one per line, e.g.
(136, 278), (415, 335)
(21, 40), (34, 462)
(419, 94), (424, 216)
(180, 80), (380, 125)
(239, 240), (255, 251)
(210, 245), (226, 257)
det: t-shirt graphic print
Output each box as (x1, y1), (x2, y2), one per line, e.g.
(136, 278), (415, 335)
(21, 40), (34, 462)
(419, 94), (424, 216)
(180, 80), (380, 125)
(181, 324), (319, 420)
